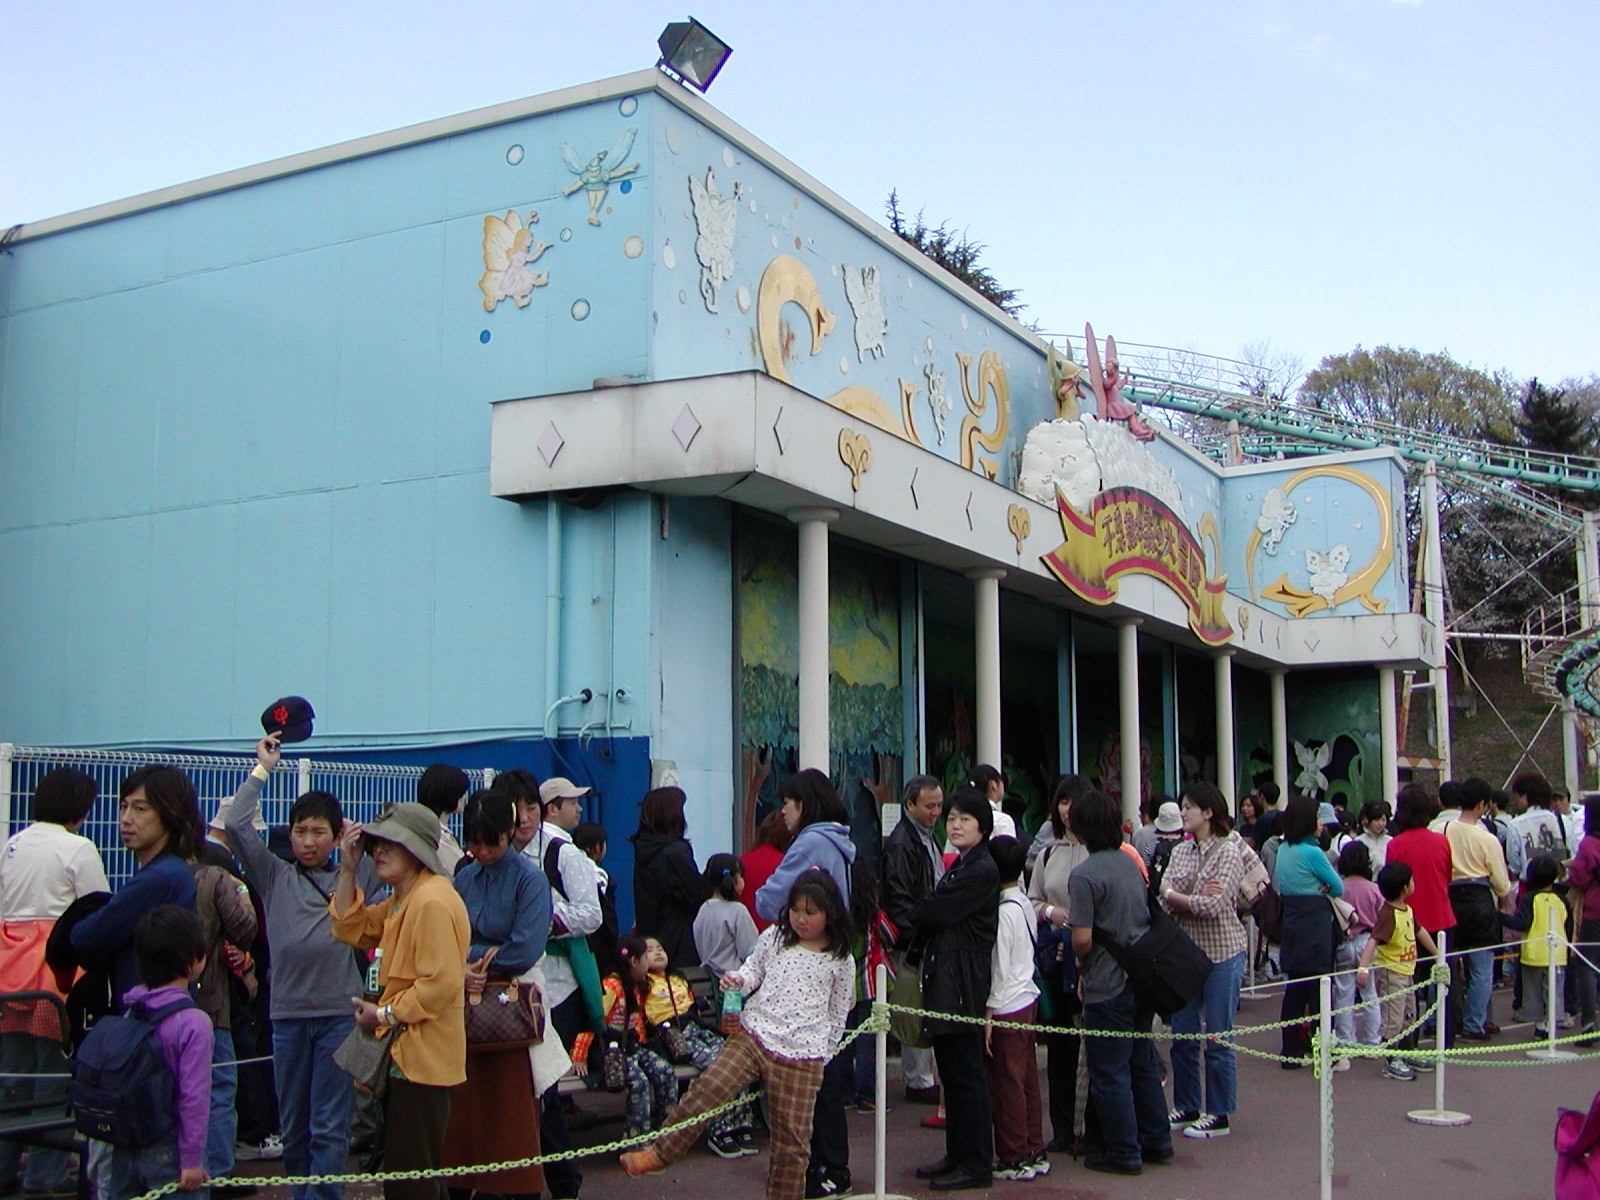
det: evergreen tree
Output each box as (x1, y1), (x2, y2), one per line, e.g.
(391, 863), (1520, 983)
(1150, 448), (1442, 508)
(1515, 377), (1599, 456)
(885, 190), (1024, 318)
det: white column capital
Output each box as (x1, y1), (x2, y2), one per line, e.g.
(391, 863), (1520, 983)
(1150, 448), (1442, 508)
(1213, 647), (1237, 659)
(787, 506), (840, 525)
(965, 567), (1007, 582)
(1113, 615), (1143, 628)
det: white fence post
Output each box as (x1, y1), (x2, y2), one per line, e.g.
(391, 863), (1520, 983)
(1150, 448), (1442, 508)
(1529, 928), (1578, 1061)
(298, 757), (313, 798)
(0, 743), (13, 839)
(1318, 973), (1333, 1200)
(1407, 929), (1470, 1125)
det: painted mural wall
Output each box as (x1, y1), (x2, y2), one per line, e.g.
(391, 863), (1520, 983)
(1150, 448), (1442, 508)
(1281, 667), (1382, 813)
(735, 518), (902, 857)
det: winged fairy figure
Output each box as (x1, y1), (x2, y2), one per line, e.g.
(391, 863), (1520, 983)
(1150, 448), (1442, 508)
(560, 128), (638, 226)
(478, 211), (551, 312)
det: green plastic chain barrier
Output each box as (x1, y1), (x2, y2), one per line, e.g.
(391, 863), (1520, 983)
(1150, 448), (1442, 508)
(126, 1022), (882, 1200)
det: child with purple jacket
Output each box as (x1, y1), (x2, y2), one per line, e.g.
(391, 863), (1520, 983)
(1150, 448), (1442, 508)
(109, 906), (214, 1200)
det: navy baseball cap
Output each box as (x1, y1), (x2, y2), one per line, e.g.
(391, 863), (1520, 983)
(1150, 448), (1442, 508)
(261, 696), (315, 744)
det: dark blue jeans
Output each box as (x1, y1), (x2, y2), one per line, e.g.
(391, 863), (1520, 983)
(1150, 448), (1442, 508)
(273, 1014), (356, 1200)
(1082, 988), (1171, 1169)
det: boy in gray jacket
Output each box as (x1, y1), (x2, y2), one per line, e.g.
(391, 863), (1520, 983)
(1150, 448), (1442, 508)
(219, 737), (376, 1200)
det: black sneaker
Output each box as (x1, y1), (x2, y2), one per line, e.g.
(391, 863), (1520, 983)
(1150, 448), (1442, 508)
(737, 1129), (759, 1156)
(708, 1131), (742, 1160)
(804, 1168), (851, 1199)
(1183, 1113), (1230, 1139)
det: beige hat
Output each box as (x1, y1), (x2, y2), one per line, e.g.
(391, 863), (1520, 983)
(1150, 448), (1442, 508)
(209, 810), (269, 834)
(1155, 801), (1183, 833)
(539, 777), (591, 804)
(361, 801), (449, 877)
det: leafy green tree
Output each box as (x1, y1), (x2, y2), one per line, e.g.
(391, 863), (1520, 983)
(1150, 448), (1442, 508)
(885, 190), (1024, 318)
(1298, 345), (1517, 441)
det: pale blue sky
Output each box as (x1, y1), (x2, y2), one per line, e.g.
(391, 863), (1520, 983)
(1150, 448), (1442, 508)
(5, 1), (1596, 382)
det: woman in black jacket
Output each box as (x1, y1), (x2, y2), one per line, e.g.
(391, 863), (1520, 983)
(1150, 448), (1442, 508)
(629, 787), (704, 967)
(909, 788), (999, 1191)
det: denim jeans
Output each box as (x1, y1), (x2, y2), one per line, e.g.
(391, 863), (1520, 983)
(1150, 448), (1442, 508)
(1332, 933), (1381, 1046)
(1170, 951), (1243, 1117)
(273, 1014), (357, 1200)
(0, 1032), (74, 1191)
(1082, 988), (1171, 1169)
(109, 1137), (177, 1200)
(204, 1024), (238, 1191)
(1459, 948), (1494, 1035)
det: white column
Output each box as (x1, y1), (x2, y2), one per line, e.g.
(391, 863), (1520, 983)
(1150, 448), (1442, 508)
(791, 507), (839, 772)
(1214, 650), (1236, 805)
(1423, 462), (1452, 778)
(969, 568), (1006, 768)
(1116, 617), (1142, 827)
(1379, 667), (1399, 807)
(1269, 669), (1289, 799)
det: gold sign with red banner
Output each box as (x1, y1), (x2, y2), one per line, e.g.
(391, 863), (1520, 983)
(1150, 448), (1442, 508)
(1042, 486), (1234, 645)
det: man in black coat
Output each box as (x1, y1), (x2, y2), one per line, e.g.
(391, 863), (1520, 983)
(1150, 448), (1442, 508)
(883, 775), (945, 1104)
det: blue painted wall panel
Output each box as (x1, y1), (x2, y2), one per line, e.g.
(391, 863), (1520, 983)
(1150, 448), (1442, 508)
(74, 289), (163, 521)
(334, 226), (446, 483)
(0, 306), (81, 529)
(653, 497), (736, 855)
(164, 187), (259, 278)
(230, 490), (336, 741)
(245, 165), (350, 262)
(61, 515), (154, 742)
(238, 248), (344, 495)
(345, 141), (451, 241)
(0, 525), (71, 736)
(69, 210), (172, 298)
(144, 503), (242, 733)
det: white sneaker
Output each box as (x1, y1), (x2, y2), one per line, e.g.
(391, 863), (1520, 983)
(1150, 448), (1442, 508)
(1331, 1058), (1351, 1072)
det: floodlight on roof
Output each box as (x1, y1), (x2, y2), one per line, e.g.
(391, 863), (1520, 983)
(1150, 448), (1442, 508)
(657, 18), (732, 93)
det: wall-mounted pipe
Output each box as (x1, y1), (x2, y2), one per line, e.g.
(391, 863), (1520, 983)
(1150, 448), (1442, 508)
(544, 689), (593, 741)
(545, 496), (564, 721)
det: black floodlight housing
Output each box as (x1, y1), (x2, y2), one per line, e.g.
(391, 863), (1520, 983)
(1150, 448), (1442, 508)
(657, 18), (732, 93)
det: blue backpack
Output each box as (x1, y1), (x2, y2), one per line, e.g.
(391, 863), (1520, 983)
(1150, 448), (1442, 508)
(71, 996), (196, 1147)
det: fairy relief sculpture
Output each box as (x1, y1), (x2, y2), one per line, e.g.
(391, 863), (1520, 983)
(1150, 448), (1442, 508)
(688, 166), (737, 312)
(560, 128), (638, 226)
(841, 264), (887, 360)
(478, 211), (551, 312)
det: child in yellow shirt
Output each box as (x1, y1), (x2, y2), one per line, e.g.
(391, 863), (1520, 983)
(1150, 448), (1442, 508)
(1357, 862), (1437, 1082)
(1502, 855), (1569, 1036)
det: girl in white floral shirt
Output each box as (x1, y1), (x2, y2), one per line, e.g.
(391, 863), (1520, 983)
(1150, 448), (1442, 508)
(622, 871), (856, 1200)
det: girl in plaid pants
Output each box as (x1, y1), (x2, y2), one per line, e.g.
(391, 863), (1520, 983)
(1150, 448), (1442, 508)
(622, 872), (856, 1200)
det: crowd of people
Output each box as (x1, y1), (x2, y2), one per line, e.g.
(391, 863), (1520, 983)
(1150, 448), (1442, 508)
(4, 743), (1599, 1200)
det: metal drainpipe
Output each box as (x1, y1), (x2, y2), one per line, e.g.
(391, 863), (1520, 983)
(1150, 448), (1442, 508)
(546, 495), (563, 735)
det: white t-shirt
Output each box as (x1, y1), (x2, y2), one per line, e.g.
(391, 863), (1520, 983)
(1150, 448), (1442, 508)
(988, 889), (1041, 1016)
(990, 804), (1017, 841)
(0, 822), (110, 920)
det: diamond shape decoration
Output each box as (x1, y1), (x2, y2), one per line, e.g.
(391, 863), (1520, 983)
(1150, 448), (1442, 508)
(965, 492), (975, 531)
(772, 407), (789, 454)
(672, 404), (702, 452)
(909, 468), (920, 509)
(537, 421), (565, 467)
(1304, 633), (1321, 653)
(1381, 627), (1398, 648)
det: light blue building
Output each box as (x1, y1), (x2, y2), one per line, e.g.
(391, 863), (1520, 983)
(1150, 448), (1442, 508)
(0, 71), (1434, 923)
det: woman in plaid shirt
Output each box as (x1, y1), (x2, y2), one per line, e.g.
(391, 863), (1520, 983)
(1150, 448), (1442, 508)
(1156, 782), (1247, 1141)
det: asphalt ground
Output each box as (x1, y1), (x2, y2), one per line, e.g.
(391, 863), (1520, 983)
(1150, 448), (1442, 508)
(38, 982), (1588, 1200)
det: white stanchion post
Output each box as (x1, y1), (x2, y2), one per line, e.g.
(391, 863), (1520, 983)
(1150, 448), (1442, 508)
(1247, 920), (1259, 990)
(1529, 929), (1578, 1061)
(1407, 930), (1470, 1125)
(875, 963), (887, 1200)
(1318, 974), (1333, 1200)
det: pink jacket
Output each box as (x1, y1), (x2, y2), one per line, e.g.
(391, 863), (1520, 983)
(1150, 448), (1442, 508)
(1565, 834), (1600, 923)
